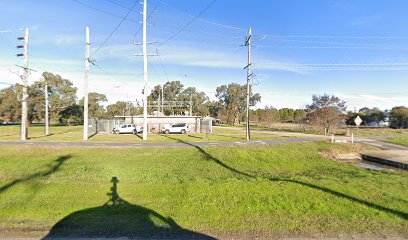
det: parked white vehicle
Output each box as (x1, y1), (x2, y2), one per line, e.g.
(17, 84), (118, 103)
(162, 123), (190, 134)
(113, 124), (142, 134)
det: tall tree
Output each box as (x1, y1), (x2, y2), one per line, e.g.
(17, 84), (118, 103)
(306, 94), (347, 135)
(389, 106), (408, 128)
(0, 85), (20, 123)
(216, 83), (261, 125)
(80, 92), (107, 119)
(147, 81), (210, 116)
(106, 101), (142, 118)
(178, 87), (210, 116)
(43, 72), (77, 122)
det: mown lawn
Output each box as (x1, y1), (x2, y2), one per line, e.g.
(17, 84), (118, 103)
(0, 125), (285, 143)
(0, 142), (407, 238)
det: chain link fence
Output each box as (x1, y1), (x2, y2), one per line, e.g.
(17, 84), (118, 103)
(87, 118), (212, 135)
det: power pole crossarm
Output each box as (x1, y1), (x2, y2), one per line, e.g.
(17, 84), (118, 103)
(83, 26), (90, 140)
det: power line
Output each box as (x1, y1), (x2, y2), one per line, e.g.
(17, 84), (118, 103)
(134, 0), (163, 37)
(254, 45), (408, 50)
(104, 0), (139, 13)
(256, 34), (408, 39)
(157, 49), (169, 83)
(158, 0), (218, 48)
(91, 1), (139, 57)
(160, 0), (246, 32)
(70, 0), (138, 23)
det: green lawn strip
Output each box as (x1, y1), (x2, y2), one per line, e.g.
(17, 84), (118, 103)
(385, 137), (408, 146)
(0, 142), (407, 236)
(0, 125), (286, 143)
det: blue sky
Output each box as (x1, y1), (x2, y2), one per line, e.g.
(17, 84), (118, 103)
(0, 0), (407, 110)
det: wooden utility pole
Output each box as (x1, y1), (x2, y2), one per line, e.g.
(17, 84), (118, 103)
(161, 85), (164, 113)
(21, 28), (29, 141)
(83, 26), (90, 140)
(142, 0), (148, 140)
(157, 85), (161, 113)
(189, 89), (193, 116)
(244, 28), (252, 141)
(44, 81), (49, 135)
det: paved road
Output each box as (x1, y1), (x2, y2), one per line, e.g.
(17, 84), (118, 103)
(0, 137), (321, 148)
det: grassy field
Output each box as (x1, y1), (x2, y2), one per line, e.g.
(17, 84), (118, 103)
(386, 137), (408, 146)
(0, 142), (407, 238)
(0, 125), (285, 143)
(219, 123), (408, 137)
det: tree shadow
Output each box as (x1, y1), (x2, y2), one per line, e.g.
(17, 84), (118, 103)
(28, 128), (82, 140)
(0, 155), (72, 193)
(43, 177), (216, 239)
(161, 135), (408, 220)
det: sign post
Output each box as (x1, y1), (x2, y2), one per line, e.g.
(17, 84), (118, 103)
(354, 116), (363, 143)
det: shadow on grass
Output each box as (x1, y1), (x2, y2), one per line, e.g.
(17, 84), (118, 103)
(162, 135), (408, 220)
(28, 127), (82, 140)
(0, 155), (72, 193)
(43, 177), (215, 239)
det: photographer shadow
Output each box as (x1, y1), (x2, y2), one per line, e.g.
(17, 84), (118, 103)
(43, 177), (215, 239)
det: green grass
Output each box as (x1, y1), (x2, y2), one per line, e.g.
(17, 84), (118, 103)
(0, 142), (407, 238)
(218, 123), (408, 137)
(386, 137), (408, 146)
(337, 128), (408, 137)
(0, 125), (286, 143)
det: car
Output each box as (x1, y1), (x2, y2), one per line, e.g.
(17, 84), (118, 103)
(113, 124), (142, 134)
(162, 123), (190, 134)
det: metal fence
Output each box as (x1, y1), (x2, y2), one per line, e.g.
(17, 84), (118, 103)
(88, 118), (212, 135)
(200, 119), (212, 134)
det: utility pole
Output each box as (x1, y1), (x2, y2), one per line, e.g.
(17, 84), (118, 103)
(83, 26), (90, 140)
(157, 85), (161, 113)
(161, 85), (164, 113)
(44, 81), (49, 135)
(142, 0), (148, 140)
(189, 89), (193, 116)
(16, 28), (29, 141)
(244, 28), (252, 141)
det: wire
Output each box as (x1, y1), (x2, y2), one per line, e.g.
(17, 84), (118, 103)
(104, 0), (139, 13)
(91, 0), (139, 57)
(157, 49), (169, 83)
(160, 0), (246, 32)
(256, 34), (408, 39)
(70, 0), (138, 23)
(158, 0), (218, 48)
(254, 45), (408, 50)
(134, 0), (163, 37)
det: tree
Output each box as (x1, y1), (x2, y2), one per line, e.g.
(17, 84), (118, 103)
(148, 81), (210, 116)
(80, 92), (107, 119)
(293, 109), (306, 123)
(251, 106), (279, 127)
(278, 108), (295, 122)
(27, 81), (47, 124)
(215, 83), (261, 125)
(359, 107), (386, 124)
(178, 87), (210, 116)
(59, 104), (83, 124)
(106, 101), (142, 118)
(306, 94), (347, 135)
(43, 72), (77, 123)
(0, 85), (20, 123)
(389, 106), (408, 128)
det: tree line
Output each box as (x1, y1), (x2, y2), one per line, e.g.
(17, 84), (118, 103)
(1, 71), (407, 131)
